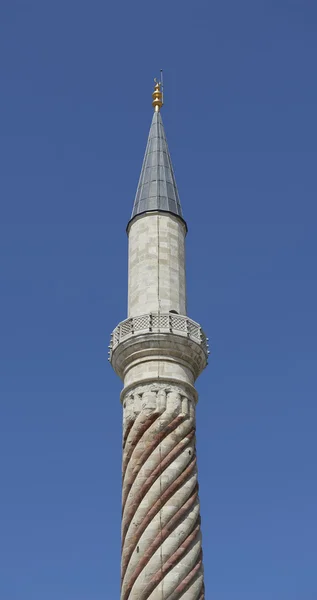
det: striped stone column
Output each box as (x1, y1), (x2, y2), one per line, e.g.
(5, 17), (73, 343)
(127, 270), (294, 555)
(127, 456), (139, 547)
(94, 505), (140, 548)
(120, 382), (204, 600)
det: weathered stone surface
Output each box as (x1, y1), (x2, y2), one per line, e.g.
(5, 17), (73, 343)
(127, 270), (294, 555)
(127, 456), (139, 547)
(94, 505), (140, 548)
(128, 213), (187, 318)
(120, 382), (204, 600)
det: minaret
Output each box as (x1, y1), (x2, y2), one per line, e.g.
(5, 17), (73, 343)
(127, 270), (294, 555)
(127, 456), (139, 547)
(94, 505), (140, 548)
(109, 81), (208, 600)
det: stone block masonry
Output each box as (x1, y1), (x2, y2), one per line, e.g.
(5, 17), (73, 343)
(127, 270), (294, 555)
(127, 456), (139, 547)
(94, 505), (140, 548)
(128, 213), (187, 318)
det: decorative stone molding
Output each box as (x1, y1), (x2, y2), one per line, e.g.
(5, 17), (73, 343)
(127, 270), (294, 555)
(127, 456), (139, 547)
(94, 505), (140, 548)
(122, 382), (196, 430)
(110, 332), (208, 385)
(109, 312), (209, 360)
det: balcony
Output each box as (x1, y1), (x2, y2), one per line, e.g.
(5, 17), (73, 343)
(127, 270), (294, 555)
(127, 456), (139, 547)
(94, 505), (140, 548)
(109, 313), (208, 361)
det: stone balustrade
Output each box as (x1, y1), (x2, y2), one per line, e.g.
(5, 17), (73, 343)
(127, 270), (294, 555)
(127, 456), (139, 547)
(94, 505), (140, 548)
(109, 313), (209, 360)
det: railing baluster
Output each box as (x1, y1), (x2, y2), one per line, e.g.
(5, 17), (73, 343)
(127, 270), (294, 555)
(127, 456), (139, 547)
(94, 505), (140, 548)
(185, 317), (189, 337)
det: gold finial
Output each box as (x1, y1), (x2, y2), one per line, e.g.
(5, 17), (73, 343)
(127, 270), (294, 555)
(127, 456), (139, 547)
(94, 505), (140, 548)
(152, 79), (163, 112)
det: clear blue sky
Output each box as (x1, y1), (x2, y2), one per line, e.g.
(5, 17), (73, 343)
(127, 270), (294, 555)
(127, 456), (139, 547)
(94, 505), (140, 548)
(0, 1), (316, 598)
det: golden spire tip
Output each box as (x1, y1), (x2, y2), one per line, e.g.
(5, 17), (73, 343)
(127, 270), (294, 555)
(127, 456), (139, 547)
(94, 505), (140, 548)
(152, 79), (163, 113)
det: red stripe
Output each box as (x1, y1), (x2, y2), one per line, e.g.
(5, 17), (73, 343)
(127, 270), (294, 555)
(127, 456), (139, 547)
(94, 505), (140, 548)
(121, 434), (195, 544)
(122, 414), (186, 508)
(121, 461), (197, 563)
(128, 522), (201, 600)
(167, 553), (203, 599)
(121, 486), (198, 583)
(122, 412), (159, 480)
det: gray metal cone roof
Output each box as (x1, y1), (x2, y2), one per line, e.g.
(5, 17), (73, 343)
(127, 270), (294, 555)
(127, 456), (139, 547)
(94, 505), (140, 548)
(130, 111), (184, 221)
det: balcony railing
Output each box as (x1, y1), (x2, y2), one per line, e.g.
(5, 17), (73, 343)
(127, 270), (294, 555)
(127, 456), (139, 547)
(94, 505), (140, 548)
(109, 313), (208, 359)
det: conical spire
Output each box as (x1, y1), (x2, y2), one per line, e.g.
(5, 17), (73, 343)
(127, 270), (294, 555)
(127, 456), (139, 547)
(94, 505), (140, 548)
(130, 102), (184, 223)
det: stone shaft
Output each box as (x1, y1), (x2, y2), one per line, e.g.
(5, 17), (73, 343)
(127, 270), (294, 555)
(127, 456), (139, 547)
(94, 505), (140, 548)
(128, 213), (187, 318)
(120, 382), (204, 600)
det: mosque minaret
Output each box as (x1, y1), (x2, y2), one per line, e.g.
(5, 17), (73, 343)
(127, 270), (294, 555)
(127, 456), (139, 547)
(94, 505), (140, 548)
(109, 80), (209, 600)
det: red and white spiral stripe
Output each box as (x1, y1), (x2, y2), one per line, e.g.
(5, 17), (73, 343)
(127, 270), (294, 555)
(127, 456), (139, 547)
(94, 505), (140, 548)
(120, 386), (205, 600)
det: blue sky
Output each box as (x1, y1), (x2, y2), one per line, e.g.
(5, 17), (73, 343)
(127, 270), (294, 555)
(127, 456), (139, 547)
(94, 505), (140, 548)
(0, 1), (316, 598)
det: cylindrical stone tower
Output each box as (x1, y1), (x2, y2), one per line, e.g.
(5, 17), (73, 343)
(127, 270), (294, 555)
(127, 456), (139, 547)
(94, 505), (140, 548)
(109, 81), (209, 600)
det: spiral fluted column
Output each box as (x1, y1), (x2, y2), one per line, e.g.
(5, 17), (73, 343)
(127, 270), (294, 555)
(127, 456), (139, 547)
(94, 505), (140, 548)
(120, 383), (204, 600)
